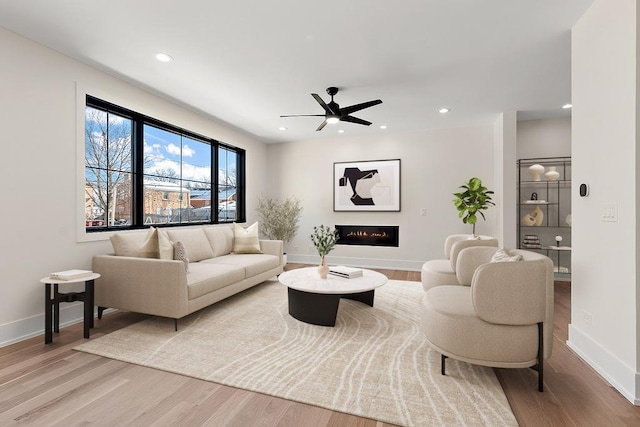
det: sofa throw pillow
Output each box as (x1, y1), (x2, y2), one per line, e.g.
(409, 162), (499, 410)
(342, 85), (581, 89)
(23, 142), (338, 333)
(174, 241), (189, 272)
(110, 227), (159, 258)
(158, 228), (174, 260)
(490, 248), (524, 263)
(166, 228), (215, 262)
(232, 222), (263, 254)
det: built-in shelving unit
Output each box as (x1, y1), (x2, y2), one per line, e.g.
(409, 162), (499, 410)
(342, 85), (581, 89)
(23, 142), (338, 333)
(517, 157), (571, 280)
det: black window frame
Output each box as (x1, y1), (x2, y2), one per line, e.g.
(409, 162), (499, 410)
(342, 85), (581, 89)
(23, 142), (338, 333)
(85, 95), (246, 232)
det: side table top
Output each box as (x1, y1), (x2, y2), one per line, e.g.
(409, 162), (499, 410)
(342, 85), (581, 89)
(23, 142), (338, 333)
(40, 273), (100, 284)
(279, 267), (387, 294)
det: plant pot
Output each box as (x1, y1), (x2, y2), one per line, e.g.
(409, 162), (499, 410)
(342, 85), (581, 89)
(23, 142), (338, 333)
(318, 256), (328, 279)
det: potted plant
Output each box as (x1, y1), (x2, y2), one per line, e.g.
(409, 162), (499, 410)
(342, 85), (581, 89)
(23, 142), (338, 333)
(310, 224), (338, 278)
(453, 177), (495, 236)
(256, 195), (303, 263)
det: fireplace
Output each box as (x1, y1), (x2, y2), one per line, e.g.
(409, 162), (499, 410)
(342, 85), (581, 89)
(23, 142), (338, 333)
(335, 225), (399, 247)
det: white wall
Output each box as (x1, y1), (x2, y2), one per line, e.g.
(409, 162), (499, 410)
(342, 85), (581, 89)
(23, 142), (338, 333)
(0, 28), (269, 345)
(494, 112), (518, 248)
(570, 0), (639, 403)
(265, 126), (497, 270)
(517, 117), (571, 159)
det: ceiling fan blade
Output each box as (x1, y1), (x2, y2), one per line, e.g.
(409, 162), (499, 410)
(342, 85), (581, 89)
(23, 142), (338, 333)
(316, 120), (328, 131)
(280, 114), (326, 117)
(340, 115), (372, 126)
(340, 99), (382, 115)
(312, 93), (337, 115)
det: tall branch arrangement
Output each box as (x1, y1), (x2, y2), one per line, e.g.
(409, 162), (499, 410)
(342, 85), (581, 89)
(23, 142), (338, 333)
(256, 195), (303, 244)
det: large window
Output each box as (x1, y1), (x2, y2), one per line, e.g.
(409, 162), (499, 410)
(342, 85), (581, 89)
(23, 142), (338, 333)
(84, 96), (245, 231)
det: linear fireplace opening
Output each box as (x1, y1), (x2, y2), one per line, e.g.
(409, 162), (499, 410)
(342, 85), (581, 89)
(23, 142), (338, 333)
(335, 225), (399, 247)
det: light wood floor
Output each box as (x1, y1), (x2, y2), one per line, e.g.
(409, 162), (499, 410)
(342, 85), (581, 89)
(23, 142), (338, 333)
(1, 264), (639, 426)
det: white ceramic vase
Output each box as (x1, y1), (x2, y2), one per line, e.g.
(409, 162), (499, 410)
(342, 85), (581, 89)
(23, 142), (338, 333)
(545, 166), (560, 181)
(528, 164), (545, 181)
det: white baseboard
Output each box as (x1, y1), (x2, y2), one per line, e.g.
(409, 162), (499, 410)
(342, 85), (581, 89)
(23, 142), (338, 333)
(286, 254), (423, 271)
(0, 304), (114, 348)
(567, 323), (640, 405)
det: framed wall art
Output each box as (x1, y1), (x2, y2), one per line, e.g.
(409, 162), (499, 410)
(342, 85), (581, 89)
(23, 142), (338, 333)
(333, 159), (401, 211)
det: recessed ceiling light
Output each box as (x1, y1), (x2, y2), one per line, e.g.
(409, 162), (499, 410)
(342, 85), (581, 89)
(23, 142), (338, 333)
(338, 129), (345, 133)
(155, 52), (173, 62)
(438, 108), (451, 114)
(278, 127), (287, 131)
(379, 125), (387, 129)
(562, 103), (572, 109)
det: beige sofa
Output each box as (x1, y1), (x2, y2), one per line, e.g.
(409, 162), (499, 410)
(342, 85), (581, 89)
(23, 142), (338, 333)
(92, 225), (284, 329)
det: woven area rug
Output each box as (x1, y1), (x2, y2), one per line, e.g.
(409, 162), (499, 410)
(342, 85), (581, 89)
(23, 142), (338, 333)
(75, 280), (517, 426)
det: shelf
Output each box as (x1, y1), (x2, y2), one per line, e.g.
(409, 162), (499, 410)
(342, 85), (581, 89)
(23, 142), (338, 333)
(520, 225), (572, 228)
(518, 156), (572, 277)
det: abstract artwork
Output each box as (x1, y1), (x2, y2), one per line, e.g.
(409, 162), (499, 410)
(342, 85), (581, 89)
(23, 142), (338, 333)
(334, 159), (401, 211)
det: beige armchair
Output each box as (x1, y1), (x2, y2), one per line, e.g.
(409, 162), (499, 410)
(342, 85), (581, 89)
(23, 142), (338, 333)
(419, 246), (554, 391)
(420, 234), (498, 291)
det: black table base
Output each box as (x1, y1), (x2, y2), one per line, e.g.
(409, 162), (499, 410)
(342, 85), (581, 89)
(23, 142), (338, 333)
(287, 287), (375, 327)
(44, 280), (94, 344)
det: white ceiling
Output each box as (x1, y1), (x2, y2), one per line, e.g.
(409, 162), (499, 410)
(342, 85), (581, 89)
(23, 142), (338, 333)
(0, 0), (593, 143)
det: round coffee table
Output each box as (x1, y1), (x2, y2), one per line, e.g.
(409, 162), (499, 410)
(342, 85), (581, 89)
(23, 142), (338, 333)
(278, 267), (388, 327)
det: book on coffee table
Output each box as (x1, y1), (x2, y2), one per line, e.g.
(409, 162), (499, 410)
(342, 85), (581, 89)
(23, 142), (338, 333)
(49, 269), (94, 281)
(328, 266), (363, 279)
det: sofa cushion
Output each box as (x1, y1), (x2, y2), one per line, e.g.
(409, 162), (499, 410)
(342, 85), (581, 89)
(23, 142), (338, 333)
(110, 228), (159, 258)
(203, 253), (280, 277)
(158, 228), (174, 260)
(186, 263), (246, 300)
(204, 226), (234, 257)
(166, 228), (215, 262)
(232, 222), (263, 254)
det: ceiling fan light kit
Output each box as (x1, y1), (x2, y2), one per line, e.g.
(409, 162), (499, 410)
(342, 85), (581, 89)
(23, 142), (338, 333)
(281, 86), (382, 131)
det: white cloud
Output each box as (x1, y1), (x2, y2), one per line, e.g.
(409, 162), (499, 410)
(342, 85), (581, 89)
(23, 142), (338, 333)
(165, 143), (181, 156)
(182, 144), (195, 157)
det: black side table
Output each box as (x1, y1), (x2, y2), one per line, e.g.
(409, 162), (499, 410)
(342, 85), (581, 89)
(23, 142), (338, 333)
(40, 273), (100, 344)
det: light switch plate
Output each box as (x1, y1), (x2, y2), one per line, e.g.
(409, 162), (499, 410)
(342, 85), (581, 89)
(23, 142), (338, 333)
(602, 202), (617, 222)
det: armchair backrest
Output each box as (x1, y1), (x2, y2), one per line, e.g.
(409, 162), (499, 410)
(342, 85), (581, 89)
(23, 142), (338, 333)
(449, 237), (499, 271)
(469, 249), (554, 358)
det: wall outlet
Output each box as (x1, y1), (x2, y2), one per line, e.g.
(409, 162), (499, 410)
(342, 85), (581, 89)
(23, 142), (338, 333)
(308, 244), (315, 253)
(582, 310), (593, 326)
(420, 209), (427, 216)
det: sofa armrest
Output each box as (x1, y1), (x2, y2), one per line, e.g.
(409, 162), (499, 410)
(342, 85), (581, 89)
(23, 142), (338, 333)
(259, 239), (284, 266)
(92, 254), (189, 318)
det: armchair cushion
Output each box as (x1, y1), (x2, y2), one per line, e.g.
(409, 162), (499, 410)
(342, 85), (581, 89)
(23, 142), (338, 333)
(421, 287), (540, 366)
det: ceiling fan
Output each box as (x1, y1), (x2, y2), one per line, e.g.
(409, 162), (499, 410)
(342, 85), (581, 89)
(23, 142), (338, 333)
(280, 87), (382, 131)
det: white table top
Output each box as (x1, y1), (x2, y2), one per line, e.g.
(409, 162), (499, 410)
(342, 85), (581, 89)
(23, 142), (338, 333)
(40, 273), (101, 284)
(279, 267), (387, 294)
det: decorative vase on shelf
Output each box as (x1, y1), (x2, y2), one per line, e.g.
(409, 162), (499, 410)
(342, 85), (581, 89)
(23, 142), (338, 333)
(545, 166), (560, 181)
(318, 256), (328, 279)
(522, 206), (544, 226)
(528, 164), (545, 181)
